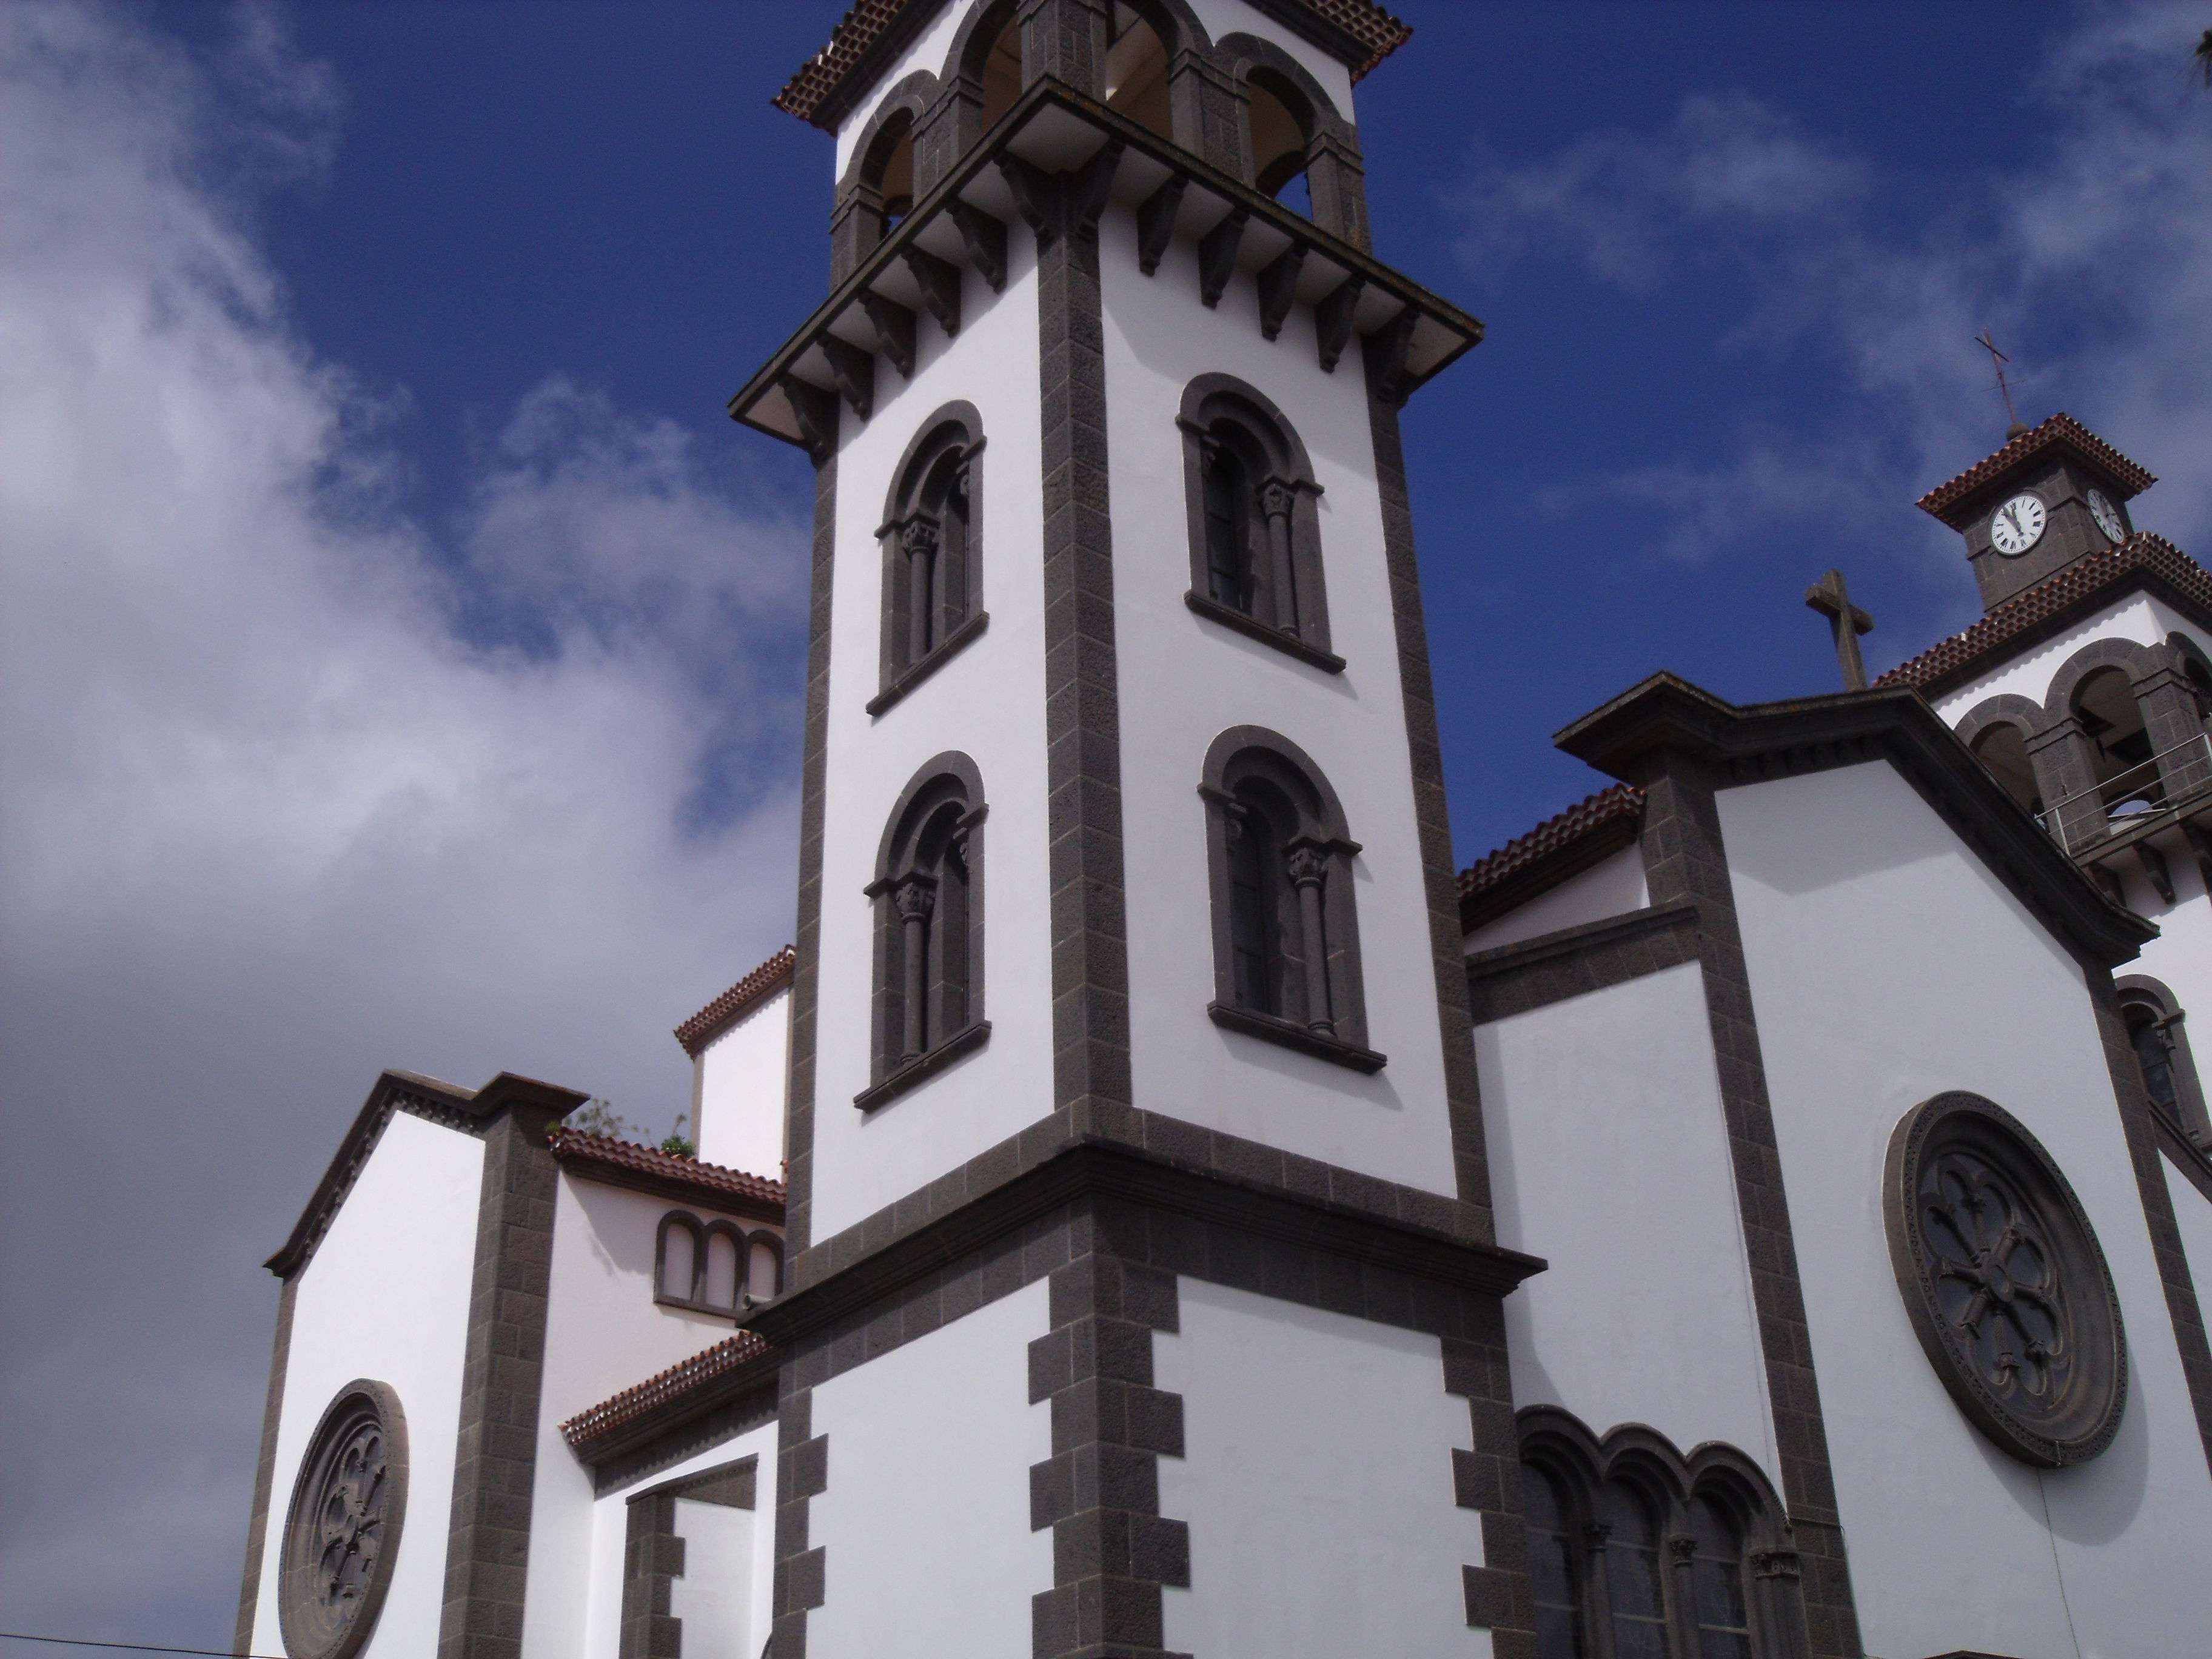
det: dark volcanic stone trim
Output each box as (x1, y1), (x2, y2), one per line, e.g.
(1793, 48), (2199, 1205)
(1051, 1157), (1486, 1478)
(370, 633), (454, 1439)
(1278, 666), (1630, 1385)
(2154, 1110), (2212, 1208)
(1028, 149), (1135, 1123)
(233, 1273), (298, 1655)
(2090, 974), (2212, 1476)
(437, 1096), (568, 1659)
(621, 1456), (760, 1659)
(769, 1382), (825, 1659)
(1028, 1228), (1188, 1659)
(757, 1134), (1537, 1360)
(1440, 1313), (1537, 1659)
(1362, 345), (1496, 1225)
(1632, 758), (1863, 1659)
(785, 453), (839, 1259)
(1464, 903), (1702, 1026)
(865, 609), (990, 716)
(853, 1017), (992, 1112)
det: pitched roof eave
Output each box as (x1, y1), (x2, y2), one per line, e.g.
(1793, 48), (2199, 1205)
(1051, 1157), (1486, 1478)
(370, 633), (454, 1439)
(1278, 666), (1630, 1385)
(548, 1130), (786, 1223)
(674, 945), (796, 1057)
(1458, 784), (1646, 933)
(1917, 412), (2156, 523)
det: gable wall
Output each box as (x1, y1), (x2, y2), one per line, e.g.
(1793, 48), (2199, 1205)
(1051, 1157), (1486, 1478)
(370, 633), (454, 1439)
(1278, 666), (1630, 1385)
(1473, 961), (1775, 1481)
(1718, 759), (2212, 1657)
(246, 1109), (485, 1659)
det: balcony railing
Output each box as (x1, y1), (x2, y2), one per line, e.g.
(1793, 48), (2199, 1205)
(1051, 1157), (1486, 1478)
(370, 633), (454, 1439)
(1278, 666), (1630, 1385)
(2037, 732), (2212, 856)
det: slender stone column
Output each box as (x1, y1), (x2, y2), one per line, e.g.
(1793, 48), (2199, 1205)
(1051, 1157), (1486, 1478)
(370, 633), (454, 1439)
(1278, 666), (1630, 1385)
(1260, 478), (1298, 634)
(894, 877), (934, 1062)
(1287, 845), (1332, 1033)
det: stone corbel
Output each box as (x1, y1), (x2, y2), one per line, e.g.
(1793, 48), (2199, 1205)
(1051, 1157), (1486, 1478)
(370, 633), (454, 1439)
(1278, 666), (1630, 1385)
(1137, 175), (1187, 276)
(1256, 244), (1307, 341)
(816, 333), (875, 421)
(900, 246), (964, 338)
(857, 292), (917, 379)
(2136, 837), (2177, 905)
(1362, 305), (1418, 407)
(1315, 275), (1364, 374)
(779, 375), (839, 464)
(1198, 208), (1248, 307)
(947, 199), (1007, 292)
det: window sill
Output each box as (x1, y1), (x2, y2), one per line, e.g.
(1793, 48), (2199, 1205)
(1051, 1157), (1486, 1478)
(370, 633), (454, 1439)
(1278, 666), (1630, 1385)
(854, 1019), (991, 1111)
(868, 611), (990, 716)
(1207, 1002), (1384, 1073)
(1184, 592), (1344, 673)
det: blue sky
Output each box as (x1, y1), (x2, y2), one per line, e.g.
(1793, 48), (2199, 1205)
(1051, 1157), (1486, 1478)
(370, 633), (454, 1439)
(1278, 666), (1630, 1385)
(3, 0), (2208, 1647)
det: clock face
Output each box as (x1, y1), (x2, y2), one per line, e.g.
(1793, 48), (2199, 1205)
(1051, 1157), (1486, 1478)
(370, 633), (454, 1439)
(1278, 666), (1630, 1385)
(1989, 492), (2047, 556)
(2086, 487), (2125, 543)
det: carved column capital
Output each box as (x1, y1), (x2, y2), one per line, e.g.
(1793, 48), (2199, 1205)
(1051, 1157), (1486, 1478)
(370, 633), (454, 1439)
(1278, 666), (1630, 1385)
(1748, 1547), (1801, 1581)
(1285, 845), (1328, 887)
(900, 515), (940, 558)
(893, 876), (936, 920)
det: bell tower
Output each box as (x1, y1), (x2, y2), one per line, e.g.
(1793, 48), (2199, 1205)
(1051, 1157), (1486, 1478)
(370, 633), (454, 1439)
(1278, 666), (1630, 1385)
(730, 6), (1540, 1656)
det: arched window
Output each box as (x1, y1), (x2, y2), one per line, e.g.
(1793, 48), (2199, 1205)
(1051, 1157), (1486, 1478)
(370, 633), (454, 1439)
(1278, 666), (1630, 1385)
(655, 1210), (703, 1308)
(2118, 975), (2211, 1144)
(978, 9), (1022, 130)
(862, 754), (989, 1109)
(2073, 665), (2159, 817)
(1523, 1463), (1586, 1658)
(746, 1232), (784, 1301)
(1518, 1407), (1805, 1659)
(1179, 375), (1337, 670)
(865, 112), (914, 229)
(1200, 728), (1375, 1069)
(1970, 722), (2040, 816)
(875, 404), (985, 712)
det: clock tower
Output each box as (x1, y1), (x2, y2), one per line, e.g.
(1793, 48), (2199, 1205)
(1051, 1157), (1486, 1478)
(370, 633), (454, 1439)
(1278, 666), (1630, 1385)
(1917, 411), (2157, 612)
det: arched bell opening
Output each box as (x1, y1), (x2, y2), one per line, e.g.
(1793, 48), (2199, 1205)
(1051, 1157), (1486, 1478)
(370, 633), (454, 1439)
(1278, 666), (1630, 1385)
(1971, 722), (2041, 817)
(2073, 665), (2160, 820)
(1105, 4), (1172, 139)
(979, 12), (1023, 131)
(862, 112), (915, 229)
(1247, 70), (1313, 212)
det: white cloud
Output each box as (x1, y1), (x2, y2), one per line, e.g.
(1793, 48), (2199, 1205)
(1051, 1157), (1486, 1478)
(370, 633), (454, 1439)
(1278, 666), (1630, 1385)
(1452, 1), (2212, 584)
(0, 2), (805, 1639)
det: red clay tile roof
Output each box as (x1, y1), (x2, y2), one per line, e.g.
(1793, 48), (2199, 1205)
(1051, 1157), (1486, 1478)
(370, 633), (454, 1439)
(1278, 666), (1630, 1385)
(674, 945), (795, 1057)
(774, 0), (1413, 129)
(548, 1130), (785, 1216)
(559, 1330), (776, 1456)
(1458, 784), (1644, 928)
(1873, 533), (2209, 695)
(1916, 412), (2156, 523)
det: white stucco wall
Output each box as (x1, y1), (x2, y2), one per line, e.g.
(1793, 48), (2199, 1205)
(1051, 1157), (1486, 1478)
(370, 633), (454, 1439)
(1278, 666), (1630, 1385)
(1098, 196), (1459, 1196)
(1463, 845), (1649, 954)
(1720, 759), (2212, 1658)
(248, 1110), (485, 1659)
(695, 984), (789, 1180)
(1154, 1279), (1485, 1657)
(578, 1422), (781, 1659)
(2165, 1157), (2212, 1335)
(1473, 962), (1776, 1478)
(809, 221), (1056, 1244)
(805, 1278), (1053, 1657)
(523, 1173), (773, 1658)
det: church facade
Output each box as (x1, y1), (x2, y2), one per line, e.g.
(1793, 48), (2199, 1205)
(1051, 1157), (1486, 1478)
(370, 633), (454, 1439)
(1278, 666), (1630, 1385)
(232, 5), (2212, 1659)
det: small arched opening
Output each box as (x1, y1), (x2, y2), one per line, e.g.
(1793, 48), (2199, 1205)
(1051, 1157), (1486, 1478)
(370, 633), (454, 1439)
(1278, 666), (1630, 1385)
(1105, 5), (1172, 138)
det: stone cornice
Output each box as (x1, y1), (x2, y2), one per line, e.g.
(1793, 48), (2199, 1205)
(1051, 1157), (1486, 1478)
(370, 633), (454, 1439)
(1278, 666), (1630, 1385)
(728, 79), (1481, 459)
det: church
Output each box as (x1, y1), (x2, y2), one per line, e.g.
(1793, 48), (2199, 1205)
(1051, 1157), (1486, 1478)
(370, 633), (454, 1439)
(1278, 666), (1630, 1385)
(228, 5), (2212, 1659)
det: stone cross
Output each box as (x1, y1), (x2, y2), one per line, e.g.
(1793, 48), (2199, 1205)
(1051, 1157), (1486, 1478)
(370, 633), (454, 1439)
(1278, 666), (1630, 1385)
(1805, 568), (1874, 691)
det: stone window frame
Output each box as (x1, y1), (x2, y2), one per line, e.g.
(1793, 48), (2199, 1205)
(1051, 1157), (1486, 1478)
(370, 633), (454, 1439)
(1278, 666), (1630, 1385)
(619, 1454), (759, 1659)
(2117, 974), (2212, 1148)
(1198, 725), (1379, 1070)
(1178, 374), (1341, 674)
(1517, 1406), (1806, 1659)
(860, 751), (990, 1111)
(654, 1210), (785, 1316)
(871, 402), (988, 717)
